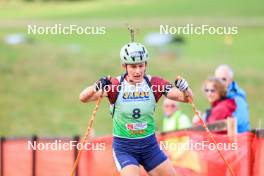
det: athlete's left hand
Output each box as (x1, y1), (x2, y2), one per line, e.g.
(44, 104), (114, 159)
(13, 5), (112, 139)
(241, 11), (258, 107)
(175, 78), (189, 91)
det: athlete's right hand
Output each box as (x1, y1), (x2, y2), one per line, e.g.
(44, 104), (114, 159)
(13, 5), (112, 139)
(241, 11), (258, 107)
(94, 76), (112, 91)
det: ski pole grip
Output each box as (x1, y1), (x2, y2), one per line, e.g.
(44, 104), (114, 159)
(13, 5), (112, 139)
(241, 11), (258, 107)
(176, 75), (192, 102)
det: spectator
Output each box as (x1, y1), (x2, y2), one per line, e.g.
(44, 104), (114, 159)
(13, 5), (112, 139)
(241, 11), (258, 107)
(215, 64), (250, 133)
(202, 77), (236, 124)
(162, 98), (191, 132)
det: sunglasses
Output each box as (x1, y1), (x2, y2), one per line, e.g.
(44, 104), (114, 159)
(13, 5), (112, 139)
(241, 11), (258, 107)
(164, 104), (176, 108)
(221, 77), (227, 82)
(204, 89), (216, 93)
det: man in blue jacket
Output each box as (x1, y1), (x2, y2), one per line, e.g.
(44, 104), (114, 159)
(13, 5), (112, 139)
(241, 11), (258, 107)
(215, 64), (250, 133)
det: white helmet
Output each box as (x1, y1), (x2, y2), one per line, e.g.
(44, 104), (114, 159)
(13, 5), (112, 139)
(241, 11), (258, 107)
(120, 42), (148, 64)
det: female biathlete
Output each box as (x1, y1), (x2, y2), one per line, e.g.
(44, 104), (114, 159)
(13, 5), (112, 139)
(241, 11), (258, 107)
(80, 41), (193, 176)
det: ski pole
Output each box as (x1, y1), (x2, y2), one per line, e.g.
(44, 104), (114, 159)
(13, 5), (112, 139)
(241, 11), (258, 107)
(70, 91), (104, 176)
(177, 76), (235, 176)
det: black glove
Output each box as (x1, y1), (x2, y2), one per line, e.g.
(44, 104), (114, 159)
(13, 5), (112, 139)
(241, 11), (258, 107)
(175, 78), (188, 91)
(95, 76), (112, 91)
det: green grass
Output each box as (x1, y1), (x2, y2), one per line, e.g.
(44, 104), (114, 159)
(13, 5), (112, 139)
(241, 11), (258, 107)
(0, 0), (264, 137)
(0, 0), (264, 20)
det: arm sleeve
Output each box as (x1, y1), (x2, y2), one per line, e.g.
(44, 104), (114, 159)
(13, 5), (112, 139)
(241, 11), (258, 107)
(150, 76), (172, 102)
(106, 77), (119, 104)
